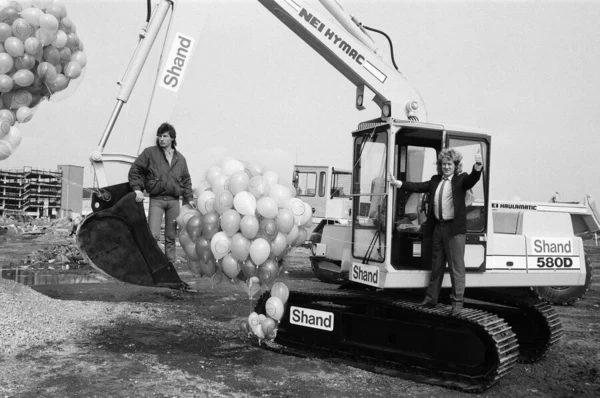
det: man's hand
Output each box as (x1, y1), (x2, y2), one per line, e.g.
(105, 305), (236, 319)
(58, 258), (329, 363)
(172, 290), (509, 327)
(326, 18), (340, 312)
(474, 151), (483, 171)
(134, 190), (144, 202)
(387, 172), (402, 188)
(188, 200), (197, 210)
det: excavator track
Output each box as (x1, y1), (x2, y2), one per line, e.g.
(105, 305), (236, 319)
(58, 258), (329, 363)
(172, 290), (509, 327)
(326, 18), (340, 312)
(255, 289), (519, 393)
(465, 288), (564, 363)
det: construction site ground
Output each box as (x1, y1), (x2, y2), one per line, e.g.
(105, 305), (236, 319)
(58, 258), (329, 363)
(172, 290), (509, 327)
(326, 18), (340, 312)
(1, 222), (599, 397)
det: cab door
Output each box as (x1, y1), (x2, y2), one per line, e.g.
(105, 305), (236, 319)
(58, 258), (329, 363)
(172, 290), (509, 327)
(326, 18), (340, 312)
(447, 133), (490, 270)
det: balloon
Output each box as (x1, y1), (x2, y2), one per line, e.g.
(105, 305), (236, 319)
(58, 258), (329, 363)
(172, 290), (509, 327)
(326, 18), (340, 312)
(39, 14), (59, 33)
(58, 46), (70, 63)
(70, 50), (86, 68)
(248, 312), (260, 328)
(16, 106), (32, 123)
(239, 214), (259, 239)
(35, 27), (55, 46)
(37, 61), (57, 82)
(241, 257), (257, 278)
(261, 317), (277, 337)
(0, 74), (13, 92)
(12, 18), (35, 41)
(183, 242), (200, 261)
(248, 175), (268, 199)
(257, 196), (278, 219)
(178, 229), (193, 247)
(250, 238), (270, 266)
(262, 170), (280, 186)
(221, 158), (244, 176)
(63, 61), (81, 79)
(289, 198), (307, 225)
(198, 257), (217, 277)
(12, 69), (34, 86)
(45, 3), (67, 21)
(300, 202), (313, 226)
(269, 232), (288, 258)
(233, 191), (256, 216)
(0, 109), (16, 125)
(0, 118), (11, 137)
(3, 90), (32, 109)
(276, 208), (295, 234)
(246, 277), (261, 298)
(268, 184), (292, 208)
(193, 179), (211, 197)
(292, 226), (308, 247)
(204, 164), (222, 187)
(265, 296), (285, 321)
(194, 237), (213, 262)
(201, 211), (220, 240)
(243, 161), (263, 178)
(42, 45), (59, 64)
(175, 206), (199, 229)
(231, 232), (250, 261)
(214, 190), (234, 215)
(51, 29), (67, 48)
(228, 170), (250, 196)
(185, 215), (203, 241)
(239, 319), (250, 334)
(286, 224), (299, 245)
(0, 125), (21, 153)
(46, 73), (68, 93)
(258, 259), (280, 285)
(257, 218), (278, 242)
(0, 52), (13, 74)
(4, 36), (24, 57)
(58, 17), (75, 34)
(0, 22), (11, 42)
(220, 208), (241, 237)
(15, 53), (36, 70)
(21, 7), (44, 26)
(0, 7), (19, 26)
(221, 253), (241, 279)
(211, 174), (229, 196)
(210, 231), (232, 260)
(270, 281), (290, 304)
(197, 190), (215, 215)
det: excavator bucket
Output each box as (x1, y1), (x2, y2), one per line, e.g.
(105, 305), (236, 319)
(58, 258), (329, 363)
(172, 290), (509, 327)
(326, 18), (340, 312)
(76, 182), (188, 289)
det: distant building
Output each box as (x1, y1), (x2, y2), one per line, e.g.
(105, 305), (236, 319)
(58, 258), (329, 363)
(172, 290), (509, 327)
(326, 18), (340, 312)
(0, 165), (84, 219)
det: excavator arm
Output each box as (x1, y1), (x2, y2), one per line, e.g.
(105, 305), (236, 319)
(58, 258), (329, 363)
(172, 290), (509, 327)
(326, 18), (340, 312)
(80, 0), (426, 289)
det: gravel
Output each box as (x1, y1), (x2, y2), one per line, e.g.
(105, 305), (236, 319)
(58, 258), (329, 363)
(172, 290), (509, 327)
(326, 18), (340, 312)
(0, 277), (146, 356)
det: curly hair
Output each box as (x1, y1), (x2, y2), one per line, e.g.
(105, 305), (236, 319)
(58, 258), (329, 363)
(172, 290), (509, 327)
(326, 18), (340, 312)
(436, 147), (462, 175)
(155, 122), (177, 148)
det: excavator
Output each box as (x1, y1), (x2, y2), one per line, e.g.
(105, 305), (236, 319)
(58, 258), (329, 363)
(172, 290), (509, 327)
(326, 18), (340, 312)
(76, 0), (590, 392)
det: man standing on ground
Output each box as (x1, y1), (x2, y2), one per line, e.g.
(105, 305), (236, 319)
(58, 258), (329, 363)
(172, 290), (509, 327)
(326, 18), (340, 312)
(128, 122), (196, 263)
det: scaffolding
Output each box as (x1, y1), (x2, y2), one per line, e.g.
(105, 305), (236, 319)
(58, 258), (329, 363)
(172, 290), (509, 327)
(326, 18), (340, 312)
(0, 167), (63, 218)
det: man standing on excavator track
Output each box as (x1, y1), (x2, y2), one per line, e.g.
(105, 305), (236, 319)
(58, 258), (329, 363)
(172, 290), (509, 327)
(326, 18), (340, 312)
(128, 122), (196, 263)
(388, 148), (483, 316)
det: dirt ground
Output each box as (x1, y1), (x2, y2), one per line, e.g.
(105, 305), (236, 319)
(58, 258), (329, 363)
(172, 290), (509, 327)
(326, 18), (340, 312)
(1, 232), (599, 398)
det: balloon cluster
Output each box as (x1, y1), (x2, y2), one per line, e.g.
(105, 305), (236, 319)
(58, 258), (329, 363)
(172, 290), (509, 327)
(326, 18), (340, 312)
(240, 281), (289, 341)
(0, 0), (86, 161)
(176, 157), (313, 293)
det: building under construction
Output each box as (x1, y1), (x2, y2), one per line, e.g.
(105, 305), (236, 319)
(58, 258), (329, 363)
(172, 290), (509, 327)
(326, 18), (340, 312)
(0, 165), (83, 219)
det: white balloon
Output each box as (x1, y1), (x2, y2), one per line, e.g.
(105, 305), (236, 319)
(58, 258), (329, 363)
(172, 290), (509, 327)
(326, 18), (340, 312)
(210, 231), (232, 260)
(221, 158), (245, 176)
(197, 190), (215, 215)
(233, 191), (257, 216)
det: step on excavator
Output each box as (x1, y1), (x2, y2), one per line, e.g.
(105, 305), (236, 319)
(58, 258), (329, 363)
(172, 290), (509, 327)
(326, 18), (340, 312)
(77, 0), (589, 392)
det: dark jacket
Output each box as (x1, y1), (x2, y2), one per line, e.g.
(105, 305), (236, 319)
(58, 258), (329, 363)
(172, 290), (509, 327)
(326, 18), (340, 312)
(402, 166), (482, 237)
(128, 146), (193, 203)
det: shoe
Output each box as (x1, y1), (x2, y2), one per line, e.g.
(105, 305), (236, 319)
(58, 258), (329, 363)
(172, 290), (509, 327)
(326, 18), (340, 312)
(419, 300), (437, 309)
(451, 307), (462, 317)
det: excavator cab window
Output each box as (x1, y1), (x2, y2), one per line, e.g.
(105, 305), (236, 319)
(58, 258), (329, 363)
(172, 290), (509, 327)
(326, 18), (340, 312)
(296, 171), (317, 197)
(351, 128), (388, 263)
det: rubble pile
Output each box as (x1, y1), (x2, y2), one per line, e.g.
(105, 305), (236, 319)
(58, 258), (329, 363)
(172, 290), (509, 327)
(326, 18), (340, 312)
(22, 243), (87, 269)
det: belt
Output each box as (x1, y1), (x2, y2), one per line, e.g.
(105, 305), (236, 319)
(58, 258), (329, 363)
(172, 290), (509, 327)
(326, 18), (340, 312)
(437, 218), (453, 225)
(150, 195), (180, 201)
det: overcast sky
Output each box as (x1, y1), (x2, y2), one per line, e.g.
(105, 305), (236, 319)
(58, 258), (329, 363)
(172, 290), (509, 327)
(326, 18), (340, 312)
(2, 0), (599, 204)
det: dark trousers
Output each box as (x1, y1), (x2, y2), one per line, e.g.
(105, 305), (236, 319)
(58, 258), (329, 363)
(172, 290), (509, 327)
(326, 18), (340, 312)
(424, 222), (466, 308)
(148, 198), (180, 262)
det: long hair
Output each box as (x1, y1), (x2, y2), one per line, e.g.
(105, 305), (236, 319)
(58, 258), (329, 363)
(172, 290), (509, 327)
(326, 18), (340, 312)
(155, 122), (177, 148)
(436, 147), (462, 175)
